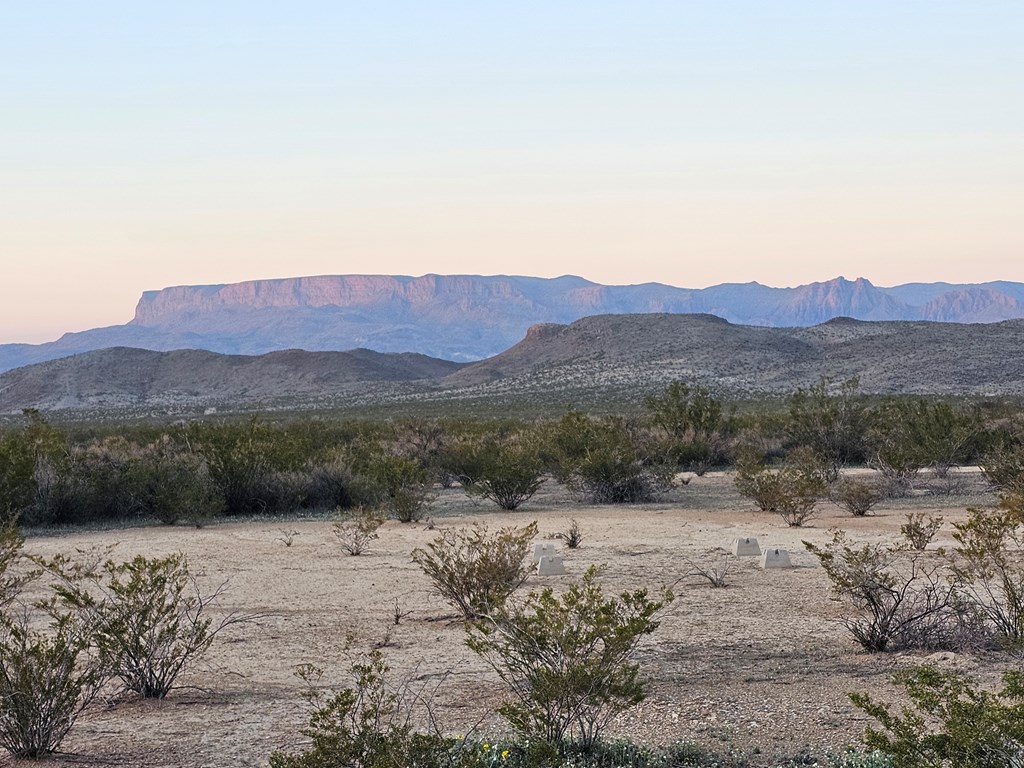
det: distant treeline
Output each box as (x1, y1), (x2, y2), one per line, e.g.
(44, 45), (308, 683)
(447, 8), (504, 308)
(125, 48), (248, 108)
(1, 379), (1021, 529)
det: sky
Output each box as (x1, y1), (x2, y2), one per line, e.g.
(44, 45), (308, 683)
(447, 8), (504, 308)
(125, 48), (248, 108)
(2, 1), (1022, 343)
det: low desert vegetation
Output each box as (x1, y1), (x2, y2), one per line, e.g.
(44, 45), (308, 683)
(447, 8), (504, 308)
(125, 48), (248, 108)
(466, 566), (673, 753)
(850, 665), (1024, 768)
(734, 448), (827, 526)
(0, 534), (252, 758)
(333, 508), (385, 556)
(412, 521), (538, 620)
(1, 382), (1024, 764)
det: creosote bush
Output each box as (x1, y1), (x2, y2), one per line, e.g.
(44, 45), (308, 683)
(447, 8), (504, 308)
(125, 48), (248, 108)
(735, 449), (826, 526)
(0, 612), (105, 759)
(333, 508), (384, 556)
(541, 413), (675, 504)
(462, 438), (545, 511)
(466, 566), (673, 753)
(831, 478), (886, 517)
(412, 521), (538, 620)
(269, 648), (468, 768)
(563, 518), (583, 549)
(851, 665), (1024, 768)
(950, 506), (1024, 647)
(805, 531), (958, 653)
(42, 552), (250, 699)
(900, 512), (943, 551)
(785, 377), (869, 482)
(0, 525), (34, 611)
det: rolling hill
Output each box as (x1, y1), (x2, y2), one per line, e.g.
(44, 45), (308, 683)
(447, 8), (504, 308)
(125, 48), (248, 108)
(3, 314), (1023, 415)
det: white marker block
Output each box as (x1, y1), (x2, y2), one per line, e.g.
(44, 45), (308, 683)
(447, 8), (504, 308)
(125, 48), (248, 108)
(536, 555), (567, 575)
(532, 543), (557, 564)
(759, 548), (792, 569)
(731, 536), (761, 556)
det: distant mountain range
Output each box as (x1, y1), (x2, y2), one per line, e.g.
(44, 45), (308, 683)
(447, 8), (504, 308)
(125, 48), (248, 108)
(3, 314), (1023, 415)
(3, 273), (1024, 374)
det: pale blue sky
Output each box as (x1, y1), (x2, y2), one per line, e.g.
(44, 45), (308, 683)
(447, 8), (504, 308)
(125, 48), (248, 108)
(2, 2), (1022, 342)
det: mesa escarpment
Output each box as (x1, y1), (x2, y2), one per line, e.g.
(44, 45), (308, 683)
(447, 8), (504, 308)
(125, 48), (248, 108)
(5, 274), (1024, 375)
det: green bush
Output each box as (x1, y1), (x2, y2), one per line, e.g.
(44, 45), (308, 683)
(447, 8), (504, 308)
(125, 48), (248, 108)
(831, 478), (887, 517)
(0, 612), (105, 759)
(138, 440), (224, 526)
(643, 381), (727, 474)
(412, 521), (538, 620)
(950, 507), (1024, 648)
(805, 531), (958, 652)
(734, 450), (826, 526)
(333, 508), (384, 556)
(900, 512), (943, 551)
(463, 438), (545, 511)
(466, 566), (672, 753)
(350, 450), (434, 523)
(543, 416), (675, 504)
(0, 525), (32, 611)
(269, 649), (468, 768)
(785, 377), (869, 482)
(43, 552), (249, 699)
(851, 665), (1024, 768)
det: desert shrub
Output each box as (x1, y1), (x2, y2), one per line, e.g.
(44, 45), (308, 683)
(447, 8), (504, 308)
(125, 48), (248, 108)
(867, 399), (977, 495)
(466, 566), (673, 753)
(42, 552), (249, 699)
(268, 649), (470, 768)
(850, 665), (1024, 768)
(0, 437), (42, 526)
(734, 450), (826, 526)
(831, 477), (887, 517)
(805, 531), (958, 652)
(545, 416), (675, 504)
(563, 518), (583, 549)
(785, 377), (869, 482)
(900, 512), (944, 551)
(949, 507), (1024, 647)
(302, 457), (358, 511)
(571, 445), (674, 503)
(0, 611), (105, 759)
(685, 556), (730, 588)
(412, 521), (538, 620)
(351, 450), (434, 523)
(0, 411), (69, 526)
(538, 411), (601, 485)
(0, 525), (34, 611)
(980, 440), (1024, 501)
(333, 509), (384, 556)
(882, 399), (979, 479)
(463, 437), (545, 511)
(200, 425), (277, 517)
(136, 439), (224, 526)
(643, 381), (727, 475)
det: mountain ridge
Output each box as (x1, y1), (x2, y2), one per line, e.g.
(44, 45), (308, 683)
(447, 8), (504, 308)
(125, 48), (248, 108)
(4, 314), (1024, 415)
(4, 274), (1024, 374)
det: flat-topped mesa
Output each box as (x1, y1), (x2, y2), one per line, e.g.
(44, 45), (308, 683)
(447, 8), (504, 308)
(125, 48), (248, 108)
(129, 274), (577, 325)
(524, 323), (566, 341)
(6, 273), (1024, 378)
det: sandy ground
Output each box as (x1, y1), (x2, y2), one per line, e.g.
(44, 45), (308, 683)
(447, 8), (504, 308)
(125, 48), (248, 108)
(6, 469), (1012, 767)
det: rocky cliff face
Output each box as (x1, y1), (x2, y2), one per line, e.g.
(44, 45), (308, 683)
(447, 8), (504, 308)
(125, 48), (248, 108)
(131, 274), (571, 325)
(4, 274), (1024, 375)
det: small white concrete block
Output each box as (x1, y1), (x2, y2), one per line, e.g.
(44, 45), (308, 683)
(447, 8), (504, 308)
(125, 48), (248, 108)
(731, 536), (761, 556)
(759, 548), (792, 569)
(532, 543), (557, 564)
(536, 555), (567, 575)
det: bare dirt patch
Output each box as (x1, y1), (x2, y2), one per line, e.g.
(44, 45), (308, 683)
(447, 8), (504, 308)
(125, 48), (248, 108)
(12, 469), (1009, 767)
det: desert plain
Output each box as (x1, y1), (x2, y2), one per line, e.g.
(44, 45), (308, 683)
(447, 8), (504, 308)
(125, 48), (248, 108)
(10, 469), (1010, 768)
